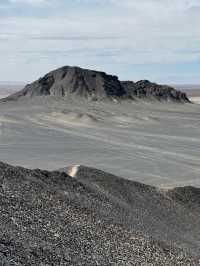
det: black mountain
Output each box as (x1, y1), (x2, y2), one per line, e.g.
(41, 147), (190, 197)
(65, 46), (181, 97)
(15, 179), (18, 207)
(5, 66), (190, 102)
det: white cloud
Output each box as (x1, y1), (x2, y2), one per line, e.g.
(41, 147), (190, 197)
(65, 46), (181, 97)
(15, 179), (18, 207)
(0, 0), (199, 83)
(9, 0), (48, 5)
(110, 0), (200, 9)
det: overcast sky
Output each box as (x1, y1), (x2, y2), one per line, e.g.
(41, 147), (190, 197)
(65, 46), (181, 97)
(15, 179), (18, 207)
(0, 0), (200, 84)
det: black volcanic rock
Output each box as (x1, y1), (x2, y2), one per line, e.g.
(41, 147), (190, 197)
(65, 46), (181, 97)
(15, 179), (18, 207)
(121, 80), (190, 102)
(4, 65), (190, 103)
(0, 162), (200, 265)
(6, 66), (126, 101)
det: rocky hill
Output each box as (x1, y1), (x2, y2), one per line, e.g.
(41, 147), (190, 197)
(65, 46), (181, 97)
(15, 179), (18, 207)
(5, 66), (126, 101)
(0, 162), (199, 265)
(4, 66), (190, 102)
(121, 80), (190, 102)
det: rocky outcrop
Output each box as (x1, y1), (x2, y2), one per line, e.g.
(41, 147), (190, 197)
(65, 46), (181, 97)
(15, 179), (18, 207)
(121, 80), (190, 102)
(4, 65), (190, 103)
(0, 161), (199, 265)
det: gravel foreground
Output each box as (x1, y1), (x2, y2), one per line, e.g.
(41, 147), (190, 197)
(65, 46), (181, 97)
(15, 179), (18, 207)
(0, 162), (199, 265)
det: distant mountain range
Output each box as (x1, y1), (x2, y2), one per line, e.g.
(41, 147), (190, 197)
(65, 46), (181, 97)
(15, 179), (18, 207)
(2, 66), (190, 103)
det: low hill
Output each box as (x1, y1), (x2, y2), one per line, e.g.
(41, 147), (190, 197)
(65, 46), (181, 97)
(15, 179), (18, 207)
(3, 66), (190, 103)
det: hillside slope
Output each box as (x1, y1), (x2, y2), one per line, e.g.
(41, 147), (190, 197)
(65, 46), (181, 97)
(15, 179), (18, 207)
(0, 162), (199, 265)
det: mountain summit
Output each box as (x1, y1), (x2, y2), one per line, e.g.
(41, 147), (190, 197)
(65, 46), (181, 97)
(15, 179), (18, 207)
(5, 66), (190, 102)
(6, 66), (126, 101)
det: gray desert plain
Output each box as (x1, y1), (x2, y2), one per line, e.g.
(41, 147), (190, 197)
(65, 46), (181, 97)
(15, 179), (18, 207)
(0, 67), (199, 188)
(0, 66), (200, 265)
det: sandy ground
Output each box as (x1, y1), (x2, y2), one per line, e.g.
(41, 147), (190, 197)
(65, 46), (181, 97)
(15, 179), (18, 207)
(0, 93), (200, 189)
(190, 97), (200, 104)
(0, 94), (10, 99)
(0, 85), (22, 99)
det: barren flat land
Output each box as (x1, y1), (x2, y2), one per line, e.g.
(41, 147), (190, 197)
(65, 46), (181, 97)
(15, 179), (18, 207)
(0, 85), (200, 188)
(0, 84), (24, 99)
(176, 85), (200, 104)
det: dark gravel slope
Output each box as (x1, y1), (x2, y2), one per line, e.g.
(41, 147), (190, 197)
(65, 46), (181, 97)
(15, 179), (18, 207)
(63, 165), (200, 255)
(0, 162), (199, 265)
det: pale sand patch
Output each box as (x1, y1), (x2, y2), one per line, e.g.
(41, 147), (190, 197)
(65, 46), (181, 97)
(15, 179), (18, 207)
(159, 186), (175, 192)
(38, 111), (99, 127)
(0, 94), (8, 99)
(67, 165), (80, 178)
(0, 116), (19, 124)
(190, 97), (200, 104)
